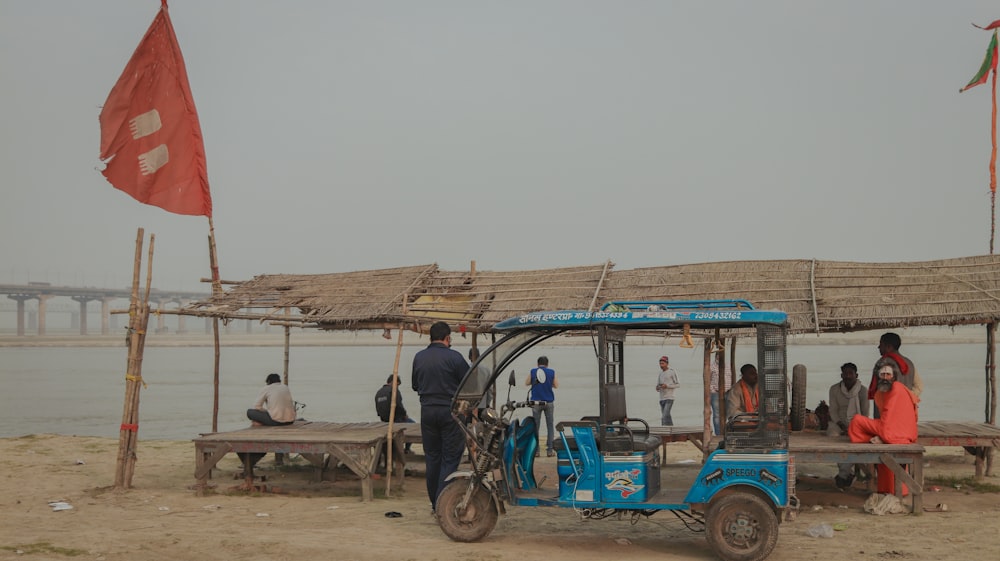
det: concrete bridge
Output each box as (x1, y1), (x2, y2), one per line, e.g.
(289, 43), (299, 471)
(0, 283), (210, 336)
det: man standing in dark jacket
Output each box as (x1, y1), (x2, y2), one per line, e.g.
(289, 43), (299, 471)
(412, 321), (469, 513)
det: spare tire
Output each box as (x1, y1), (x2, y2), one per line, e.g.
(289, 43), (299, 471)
(790, 364), (807, 431)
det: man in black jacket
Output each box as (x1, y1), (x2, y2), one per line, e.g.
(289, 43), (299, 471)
(411, 321), (468, 514)
(375, 374), (414, 453)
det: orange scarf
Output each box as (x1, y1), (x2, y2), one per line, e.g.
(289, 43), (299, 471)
(739, 380), (759, 413)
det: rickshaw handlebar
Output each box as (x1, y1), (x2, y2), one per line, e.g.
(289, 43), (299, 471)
(506, 400), (545, 409)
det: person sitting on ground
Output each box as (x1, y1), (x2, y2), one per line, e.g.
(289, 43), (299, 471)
(247, 373), (296, 426)
(828, 362), (869, 489)
(375, 374), (414, 453)
(848, 358), (919, 495)
(725, 364), (759, 420)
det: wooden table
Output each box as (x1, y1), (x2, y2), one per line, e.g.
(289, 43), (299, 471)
(789, 433), (925, 513)
(192, 421), (405, 501)
(648, 425), (708, 462)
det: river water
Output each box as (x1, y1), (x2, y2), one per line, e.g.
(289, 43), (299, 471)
(0, 342), (992, 440)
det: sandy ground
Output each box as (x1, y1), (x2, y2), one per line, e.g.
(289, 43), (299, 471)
(1, 435), (997, 561)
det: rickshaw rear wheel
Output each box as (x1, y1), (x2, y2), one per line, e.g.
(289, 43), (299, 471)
(705, 492), (779, 561)
(437, 479), (498, 542)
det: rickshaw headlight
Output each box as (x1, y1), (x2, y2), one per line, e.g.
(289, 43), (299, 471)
(479, 407), (500, 425)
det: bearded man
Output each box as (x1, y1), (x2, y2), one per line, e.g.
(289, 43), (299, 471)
(848, 358), (919, 495)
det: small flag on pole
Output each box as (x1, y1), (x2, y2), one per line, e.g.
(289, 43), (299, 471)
(973, 19), (1000, 31)
(960, 31), (998, 93)
(99, 0), (212, 217)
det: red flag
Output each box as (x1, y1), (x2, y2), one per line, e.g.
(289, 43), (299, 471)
(99, 1), (212, 217)
(973, 19), (1000, 31)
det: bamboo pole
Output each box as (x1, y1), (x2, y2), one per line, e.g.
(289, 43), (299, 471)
(114, 229), (144, 489)
(987, 321), (997, 477)
(987, 66), (997, 474)
(385, 293), (410, 495)
(990, 64), (997, 253)
(114, 230), (153, 489)
(123, 235), (155, 486)
(208, 216), (222, 433)
(384, 323), (406, 495)
(702, 337), (712, 459)
(283, 308), (291, 385)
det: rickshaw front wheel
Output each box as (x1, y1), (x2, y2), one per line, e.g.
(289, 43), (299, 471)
(437, 479), (498, 542)
(705, 492), (779, 561)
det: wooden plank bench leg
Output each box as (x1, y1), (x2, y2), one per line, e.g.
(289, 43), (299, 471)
(879, 453), (922, 514)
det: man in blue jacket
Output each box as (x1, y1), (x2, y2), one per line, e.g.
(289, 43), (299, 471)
(412, 321), (469, 514)
(525, 356), (559, 457)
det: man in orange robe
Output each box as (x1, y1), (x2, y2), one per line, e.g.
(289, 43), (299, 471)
(848, 358), (919, 495)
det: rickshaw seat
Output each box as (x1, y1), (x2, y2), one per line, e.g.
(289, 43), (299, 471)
(599, 384), (661, 454)
(554, 420), (598, 452)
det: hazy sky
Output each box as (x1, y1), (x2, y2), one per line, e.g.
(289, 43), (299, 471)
(3, 1), (1000, 293)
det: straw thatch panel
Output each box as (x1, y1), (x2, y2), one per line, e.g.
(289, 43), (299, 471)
(812, 255), (1000, 332)
(181, 255), (1000, 335)
(600, 259), (818, 333)
(186, 264), (438, 328)
(423, 262), (612, 329)
(600, 256), (1000, 334)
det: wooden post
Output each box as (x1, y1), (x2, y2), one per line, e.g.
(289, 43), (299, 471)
(208, 217), (222, 433)
(987, 321), (997, 476)
(385, 293), (410, 495)
(702, 337), (712, 459)
(283, 308), (291, 385)
(114, 229), (154, 489)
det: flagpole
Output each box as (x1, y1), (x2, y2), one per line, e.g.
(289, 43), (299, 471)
(991, 65), (997, 254)
(990, 63), (998, 440)
(989, 45), (999, 477)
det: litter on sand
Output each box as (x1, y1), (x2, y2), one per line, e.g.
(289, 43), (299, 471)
(863, 493), (909, 515)
(48, 501), (73, 512)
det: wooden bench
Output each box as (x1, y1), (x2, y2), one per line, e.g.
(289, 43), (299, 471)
(648, 425), (709, 462)
(789, 433), (925, 513)
(192, 421), (405, 501)
(917, 420), (1000, 479)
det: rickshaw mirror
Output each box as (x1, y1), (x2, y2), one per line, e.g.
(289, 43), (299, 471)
(507, 370), (516, 387)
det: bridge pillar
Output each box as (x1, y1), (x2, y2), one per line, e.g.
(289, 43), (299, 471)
(71, 296), (97, 335)
(100, 298), (115, 335)
(156, 300), (168, 333)
(7, 295), (32, 336)
(176, 300), (188, 334)
(36, 294), (53, 335)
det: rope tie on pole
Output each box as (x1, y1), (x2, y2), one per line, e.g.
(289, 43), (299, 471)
(125, 373), (147, 388)
(680, 324), (695, 348)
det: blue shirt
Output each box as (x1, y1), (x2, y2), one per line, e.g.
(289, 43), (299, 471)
(411, 342), (469, 407)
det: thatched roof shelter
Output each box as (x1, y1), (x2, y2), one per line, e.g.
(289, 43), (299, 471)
(183, 254), (1000, 335)
(179, 254), (1000, 439)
